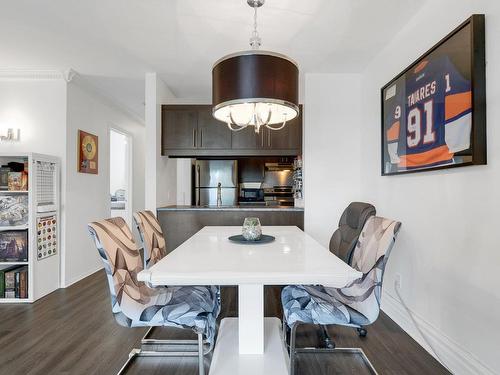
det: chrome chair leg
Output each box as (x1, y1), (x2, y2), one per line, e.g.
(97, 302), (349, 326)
(198, 333), (205, 375)
(118, 344), (207, 375)
(293, 347), (378, 375)
(141, 326), (200, 349)
(119, 332), (208, 375)
(116, 348), (140, 375)
(289, 323), (298, 375)
(319, 325), (335, 349)
(282, 315), (289, 349)
(285, 321), (378, 375)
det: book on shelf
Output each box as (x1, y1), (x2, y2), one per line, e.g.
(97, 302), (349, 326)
(0, 166), (9, 191)
(4, 267), (16, 298)
(0, 267), (5, 297)
(14, 266), (28, 298)
(0, 265), (28, 299)
(15, 270), (20, 298)
(19, 267), (28, 299)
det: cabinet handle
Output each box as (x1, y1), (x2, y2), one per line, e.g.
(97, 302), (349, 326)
(200, 129), (203, 147)
(193, 129), (196, 147)
(261, 131), (264, 147)
(268, 131), (271, 147)
(197, 165), (201, 205)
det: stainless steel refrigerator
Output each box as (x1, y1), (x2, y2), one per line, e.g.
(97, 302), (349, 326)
(194, 160), (238, 206)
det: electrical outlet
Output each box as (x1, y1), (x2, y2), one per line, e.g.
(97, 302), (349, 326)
(395, 273), (402, 290)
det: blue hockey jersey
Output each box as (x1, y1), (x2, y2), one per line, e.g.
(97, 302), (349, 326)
(385, 55), (472, 171)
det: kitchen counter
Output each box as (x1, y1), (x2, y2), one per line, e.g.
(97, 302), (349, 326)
(156, 205), (304, 252)
(158, 205), (304, 212)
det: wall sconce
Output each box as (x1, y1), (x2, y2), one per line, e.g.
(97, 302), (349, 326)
(0, 128), (21, 142)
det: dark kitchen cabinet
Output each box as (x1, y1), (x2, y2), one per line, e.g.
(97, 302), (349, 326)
(162, 107), (198, 150)
(254, 106), (302, 153)
(162, 105), (232, 156)
(231, 126), (259, 150)
(197, 107), (232, 150)
(162, 104), (302, 156)
(267, 109), (302, 151)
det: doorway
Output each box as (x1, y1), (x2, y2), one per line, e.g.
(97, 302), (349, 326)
(109, 128), (132, 227)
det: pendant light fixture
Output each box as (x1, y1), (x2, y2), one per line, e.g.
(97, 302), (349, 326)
(212, 0), (299, 133)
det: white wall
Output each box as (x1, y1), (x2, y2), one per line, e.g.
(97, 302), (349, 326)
(358, 3), (499, 374)
(176, 158), (192, 205)
(0, 75), (146, 288)
(64, 79), (145, 287)
(0, 79), (67, 235)
(145, 73), (177, 210)
(304, 74), (362, 246)
(0, 79), (67, 158)
(109, 130), (127, 194)
(305, 4), (499, 374)
(0, 77), (67, 297)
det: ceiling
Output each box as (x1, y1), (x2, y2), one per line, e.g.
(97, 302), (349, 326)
(1, 0), (426, 121)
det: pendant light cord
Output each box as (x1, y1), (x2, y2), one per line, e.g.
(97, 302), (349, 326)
(249, 1), (261, 49)
(253, 4), (258, 37)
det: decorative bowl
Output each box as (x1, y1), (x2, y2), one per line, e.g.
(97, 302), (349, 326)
(242, 217), (262, 241)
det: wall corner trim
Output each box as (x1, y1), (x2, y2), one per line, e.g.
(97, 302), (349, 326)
(63, 68), (77, 83)
(381, 292), (496, 375)
(62, 265), (103, 289)
(0, 69), (68, 80)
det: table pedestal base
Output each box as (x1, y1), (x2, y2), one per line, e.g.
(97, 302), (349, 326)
(209, 317), (289, 375)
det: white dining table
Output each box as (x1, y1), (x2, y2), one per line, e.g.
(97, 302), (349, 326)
(137, 226), (362, 375)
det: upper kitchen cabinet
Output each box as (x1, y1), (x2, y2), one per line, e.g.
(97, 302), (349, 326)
(162, 106), (198, 151)
(197, 107), (232, 150)
(162, 104), (302, 157)
(261, 106), (302, 153)
(231, 126), (260, 150)
(162, 105), (232, 156)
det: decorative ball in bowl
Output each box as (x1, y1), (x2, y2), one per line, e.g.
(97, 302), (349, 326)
(242, 217), (262, 241)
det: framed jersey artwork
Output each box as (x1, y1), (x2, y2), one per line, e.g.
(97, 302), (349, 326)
(381, 14), (485, 175)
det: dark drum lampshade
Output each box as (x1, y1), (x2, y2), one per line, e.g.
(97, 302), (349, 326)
(212, 50), (299, 131)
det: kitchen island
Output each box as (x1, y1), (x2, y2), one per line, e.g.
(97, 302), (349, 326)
(157, 205), (304, 252)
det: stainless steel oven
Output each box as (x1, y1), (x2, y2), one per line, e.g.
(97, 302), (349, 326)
(264, 186), (294, 206)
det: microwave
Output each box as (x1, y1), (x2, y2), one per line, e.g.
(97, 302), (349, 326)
(239, 188), (264, 202)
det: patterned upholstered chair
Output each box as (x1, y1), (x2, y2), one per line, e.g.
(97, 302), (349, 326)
(329, 202), (376, 264)
(133, 210), (221, 348)
(88, 217), (220, 375)
(320, 202), (376, 348)
(133, 210), (167, 269)
(282, 216), (401, 375)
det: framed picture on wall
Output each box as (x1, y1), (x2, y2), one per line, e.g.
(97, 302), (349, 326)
(381, 14), (486, 176)
(78, 130), (98, 174)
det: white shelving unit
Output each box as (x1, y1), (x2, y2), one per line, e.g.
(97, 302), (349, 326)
(0, 225), (29, 231)
(0, 153), (60, 303)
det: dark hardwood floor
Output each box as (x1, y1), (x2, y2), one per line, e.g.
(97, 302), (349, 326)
(0, 270), (449, 375)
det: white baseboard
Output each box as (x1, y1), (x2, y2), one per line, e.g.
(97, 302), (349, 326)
(381, 292), (496, 375)
(62, 265), (103, 288)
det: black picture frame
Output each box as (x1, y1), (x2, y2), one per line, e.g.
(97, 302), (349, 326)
(381, 14), (486, 176)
